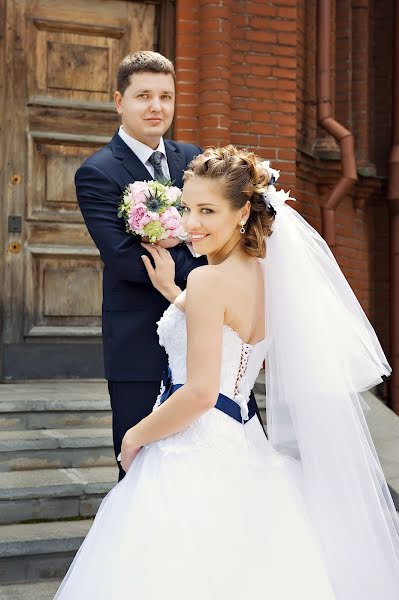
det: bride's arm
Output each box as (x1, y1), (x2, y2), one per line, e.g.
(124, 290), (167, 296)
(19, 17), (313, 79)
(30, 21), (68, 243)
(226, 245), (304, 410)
(120, 265), (224, 471)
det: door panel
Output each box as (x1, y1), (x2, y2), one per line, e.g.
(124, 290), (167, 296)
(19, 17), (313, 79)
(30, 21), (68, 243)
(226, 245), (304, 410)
(1, 0), (162, 379)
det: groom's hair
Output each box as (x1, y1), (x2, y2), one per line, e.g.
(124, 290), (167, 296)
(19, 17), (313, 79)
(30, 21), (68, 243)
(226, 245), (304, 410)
(117, 51), (175, 95)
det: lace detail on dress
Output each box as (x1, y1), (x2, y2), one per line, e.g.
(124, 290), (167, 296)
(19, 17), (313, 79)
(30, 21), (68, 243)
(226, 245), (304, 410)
(152, 381), (165, 411)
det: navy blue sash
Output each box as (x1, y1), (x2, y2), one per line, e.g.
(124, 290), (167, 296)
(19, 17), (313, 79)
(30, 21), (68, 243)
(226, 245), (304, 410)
(160, 368), (256, 424)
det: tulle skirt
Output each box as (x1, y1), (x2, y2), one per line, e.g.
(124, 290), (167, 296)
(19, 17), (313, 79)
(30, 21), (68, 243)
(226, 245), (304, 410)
(54, 409), (336, 599)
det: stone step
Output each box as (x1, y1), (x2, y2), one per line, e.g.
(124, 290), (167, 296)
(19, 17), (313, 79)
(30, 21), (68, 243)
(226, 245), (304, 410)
(0, 378), (264, 430)
(0, 579), (62, 599)
(0, 519), (92, 584)
(0, 466), (118, 524)
(0, 428), (115, 472)
(254, 370), (265, 409)
(0, 381), (111, 430)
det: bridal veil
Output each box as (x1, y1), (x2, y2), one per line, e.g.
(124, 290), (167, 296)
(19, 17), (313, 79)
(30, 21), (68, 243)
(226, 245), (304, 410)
(261, 172), (399, 599)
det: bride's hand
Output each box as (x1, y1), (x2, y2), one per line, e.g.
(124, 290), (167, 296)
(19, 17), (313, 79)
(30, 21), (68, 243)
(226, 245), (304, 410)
(141, 243), (181, 303)
(120, 429), (142, 473)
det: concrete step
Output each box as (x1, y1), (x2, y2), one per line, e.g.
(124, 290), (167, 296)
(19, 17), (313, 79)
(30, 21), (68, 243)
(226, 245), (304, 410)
(0, 579), (62, 599)
(0, 466), (118, 524)
(0, 519), (92, 584)
(0, 381), (111, 430)
(0, 428), (115, 472)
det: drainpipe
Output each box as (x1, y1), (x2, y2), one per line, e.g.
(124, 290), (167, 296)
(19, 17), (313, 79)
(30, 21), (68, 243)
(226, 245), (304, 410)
(388, 0), (399, 414)
(317, 0), (357, 247)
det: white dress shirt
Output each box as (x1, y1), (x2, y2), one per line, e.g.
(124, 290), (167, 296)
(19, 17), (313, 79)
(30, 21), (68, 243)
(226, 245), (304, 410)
(118, 126), (171, 180)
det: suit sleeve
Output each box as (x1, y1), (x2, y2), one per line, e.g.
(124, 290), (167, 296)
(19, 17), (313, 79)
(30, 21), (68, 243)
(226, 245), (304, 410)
(76, 162), (205, 285)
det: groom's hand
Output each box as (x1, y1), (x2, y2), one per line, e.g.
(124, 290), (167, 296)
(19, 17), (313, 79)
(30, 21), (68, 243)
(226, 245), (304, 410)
(141, 243), (182, 303)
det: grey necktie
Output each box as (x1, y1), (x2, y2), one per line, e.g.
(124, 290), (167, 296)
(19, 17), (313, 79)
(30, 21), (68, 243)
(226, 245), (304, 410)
(148, 151), (166, 181)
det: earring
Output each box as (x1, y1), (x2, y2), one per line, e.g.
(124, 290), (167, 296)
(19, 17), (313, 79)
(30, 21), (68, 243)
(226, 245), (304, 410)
(240, 220), (246, 234)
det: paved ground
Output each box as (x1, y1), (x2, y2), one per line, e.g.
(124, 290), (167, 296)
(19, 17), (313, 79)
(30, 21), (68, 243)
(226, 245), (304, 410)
(363, 390), (399, 503)
(0, 579), (62, 599)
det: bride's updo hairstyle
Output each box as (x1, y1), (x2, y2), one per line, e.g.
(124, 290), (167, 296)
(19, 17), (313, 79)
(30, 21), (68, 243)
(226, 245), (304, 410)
(183, 145), (275, 258)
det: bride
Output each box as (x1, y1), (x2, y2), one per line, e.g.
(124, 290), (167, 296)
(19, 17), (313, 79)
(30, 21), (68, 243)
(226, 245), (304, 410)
(54, 146), (399, 599)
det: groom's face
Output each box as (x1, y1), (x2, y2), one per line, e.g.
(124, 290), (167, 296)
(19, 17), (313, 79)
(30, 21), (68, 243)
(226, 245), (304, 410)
(114, 72), (175, 148)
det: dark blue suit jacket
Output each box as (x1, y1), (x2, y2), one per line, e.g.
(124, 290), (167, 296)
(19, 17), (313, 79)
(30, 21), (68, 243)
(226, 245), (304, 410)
(75, 131), (206, 381)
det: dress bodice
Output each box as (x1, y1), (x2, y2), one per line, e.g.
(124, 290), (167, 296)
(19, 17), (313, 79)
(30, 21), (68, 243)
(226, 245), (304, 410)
(157, 304), (269, 416)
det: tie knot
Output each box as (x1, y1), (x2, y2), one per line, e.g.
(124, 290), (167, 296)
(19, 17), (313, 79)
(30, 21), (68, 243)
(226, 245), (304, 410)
(149, 151), (163, 167)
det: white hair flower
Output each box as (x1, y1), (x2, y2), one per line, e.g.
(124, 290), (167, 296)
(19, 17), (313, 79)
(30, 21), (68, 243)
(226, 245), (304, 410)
(259, 160), (280, 184)
(258, 160), (295, 211)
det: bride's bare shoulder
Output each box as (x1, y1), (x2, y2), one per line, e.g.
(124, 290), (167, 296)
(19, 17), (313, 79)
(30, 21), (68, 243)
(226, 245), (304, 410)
(186, 265), (229, 305)
(184, 266), (227, 327)
(186, 264), (225, 288)
(174, 267), (226, 314)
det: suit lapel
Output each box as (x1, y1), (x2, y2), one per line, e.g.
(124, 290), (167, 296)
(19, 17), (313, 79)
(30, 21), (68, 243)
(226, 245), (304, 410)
(110, 131), (153, 183)
(165, 141), (185, 189)
(110, 132), (186, 188)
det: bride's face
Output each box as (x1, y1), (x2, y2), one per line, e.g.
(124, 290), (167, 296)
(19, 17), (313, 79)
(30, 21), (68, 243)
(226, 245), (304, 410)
(181, 177), (246, 255)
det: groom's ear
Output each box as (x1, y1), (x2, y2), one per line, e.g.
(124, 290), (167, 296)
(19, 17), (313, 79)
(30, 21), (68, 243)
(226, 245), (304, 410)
(114, 91), (123, 114)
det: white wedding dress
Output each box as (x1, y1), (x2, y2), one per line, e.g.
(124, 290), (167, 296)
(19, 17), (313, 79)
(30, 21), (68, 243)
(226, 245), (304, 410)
(54, 303), (336, 599)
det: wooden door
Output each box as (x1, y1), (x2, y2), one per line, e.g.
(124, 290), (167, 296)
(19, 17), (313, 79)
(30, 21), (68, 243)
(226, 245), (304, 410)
(0, 0), (166, 379)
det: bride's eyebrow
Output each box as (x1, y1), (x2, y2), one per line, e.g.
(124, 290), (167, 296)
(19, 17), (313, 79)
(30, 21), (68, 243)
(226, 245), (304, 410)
(180, 202), (217, 207)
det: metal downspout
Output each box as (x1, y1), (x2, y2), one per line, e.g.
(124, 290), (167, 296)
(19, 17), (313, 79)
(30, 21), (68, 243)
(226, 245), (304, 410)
(317, 0), (358, 247)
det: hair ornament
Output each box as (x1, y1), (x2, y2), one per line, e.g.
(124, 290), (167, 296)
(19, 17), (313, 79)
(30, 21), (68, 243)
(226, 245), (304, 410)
(259, 160), (295, 214)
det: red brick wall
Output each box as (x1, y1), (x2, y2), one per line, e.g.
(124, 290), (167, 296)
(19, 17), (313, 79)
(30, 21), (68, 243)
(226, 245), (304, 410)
(294, 0), (392, 356)
(370, 0), (393, 361)
(175, 0), (298, 187)
(174, 0), (393, 364)
(175, 0), (200, 143)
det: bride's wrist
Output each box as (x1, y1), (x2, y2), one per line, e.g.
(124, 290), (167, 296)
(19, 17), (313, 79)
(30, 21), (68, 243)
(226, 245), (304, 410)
(162, 284), (182, 303)
(124, 427), (142, 450)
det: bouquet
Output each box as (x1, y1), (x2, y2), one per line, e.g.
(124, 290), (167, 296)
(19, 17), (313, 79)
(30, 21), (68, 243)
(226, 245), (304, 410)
(118, 180), (186, 244)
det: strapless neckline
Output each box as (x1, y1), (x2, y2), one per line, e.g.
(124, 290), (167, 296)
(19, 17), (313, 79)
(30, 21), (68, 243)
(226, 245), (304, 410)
(170, 303), (266, 349)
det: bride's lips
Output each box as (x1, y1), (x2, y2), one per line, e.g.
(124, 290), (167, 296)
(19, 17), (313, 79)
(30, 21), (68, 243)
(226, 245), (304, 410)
(191, 234), (209, 242)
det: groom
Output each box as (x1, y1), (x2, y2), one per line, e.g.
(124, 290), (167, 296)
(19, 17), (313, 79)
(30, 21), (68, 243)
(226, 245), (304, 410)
(75, 51), (206, 480)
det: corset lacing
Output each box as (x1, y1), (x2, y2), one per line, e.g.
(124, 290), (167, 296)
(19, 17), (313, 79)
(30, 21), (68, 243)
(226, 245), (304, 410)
(233, 343), (253, 421)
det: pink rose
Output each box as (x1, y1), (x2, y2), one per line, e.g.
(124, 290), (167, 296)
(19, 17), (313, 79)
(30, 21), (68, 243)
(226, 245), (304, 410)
(129, 181), (150, 205)
(128, 203), (152, 232)
(161, 206), (180, 222)
(160, 207), (182, 238)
